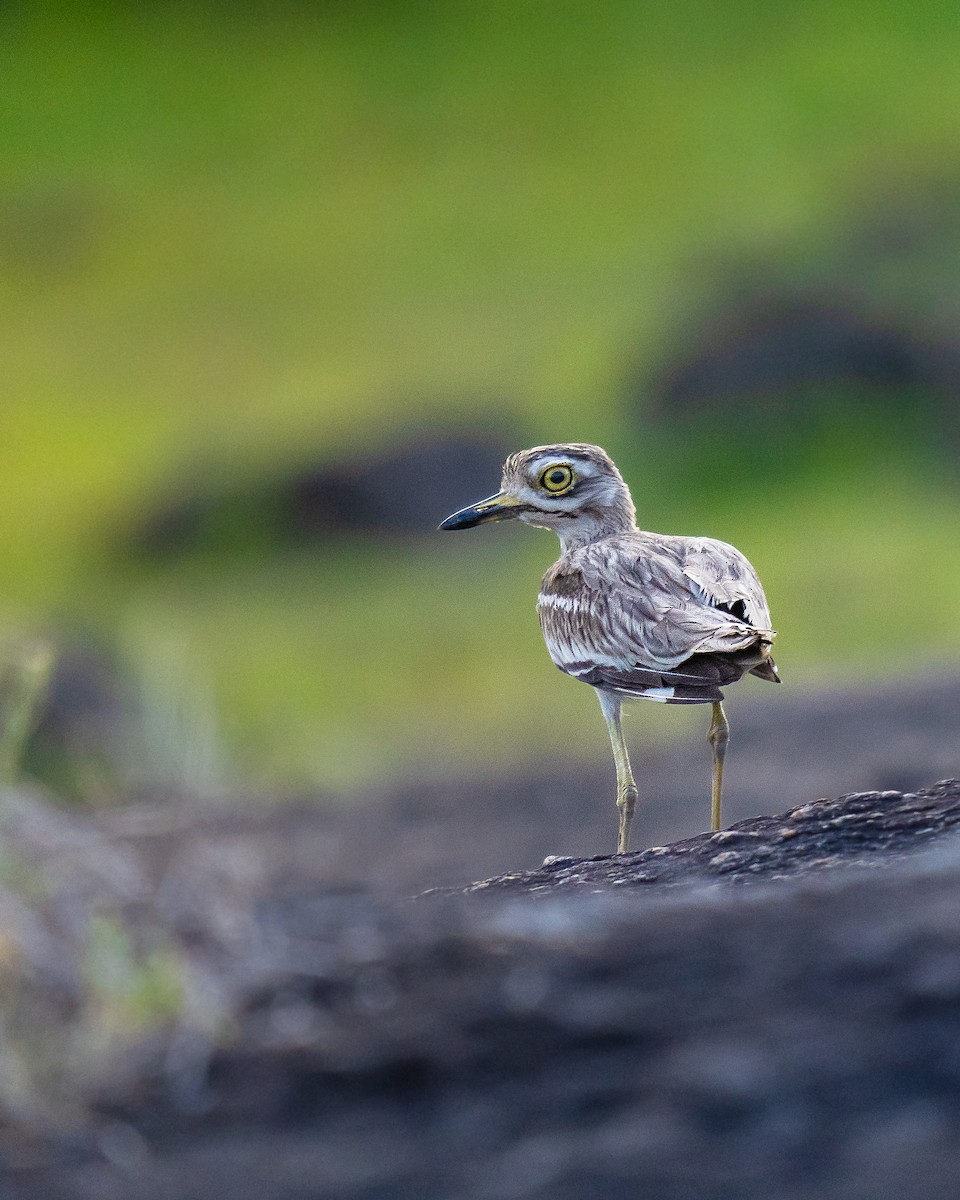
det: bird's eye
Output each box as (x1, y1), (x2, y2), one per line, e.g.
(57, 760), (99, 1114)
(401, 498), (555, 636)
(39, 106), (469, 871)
(539, 464), (574, 494)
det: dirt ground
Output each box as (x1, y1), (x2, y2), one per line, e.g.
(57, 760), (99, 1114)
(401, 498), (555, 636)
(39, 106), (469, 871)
(3, 672), (960, 1199)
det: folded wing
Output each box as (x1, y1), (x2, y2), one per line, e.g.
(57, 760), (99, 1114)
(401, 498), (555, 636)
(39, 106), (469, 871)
(537, 532), (779, 704)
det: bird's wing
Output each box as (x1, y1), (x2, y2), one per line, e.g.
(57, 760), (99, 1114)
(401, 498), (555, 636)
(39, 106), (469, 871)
(538, 534), (775, 700)
(676, 536), (775, 635)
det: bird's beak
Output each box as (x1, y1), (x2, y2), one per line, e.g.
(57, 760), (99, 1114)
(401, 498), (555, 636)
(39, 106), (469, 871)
(438, 491), (526, 530)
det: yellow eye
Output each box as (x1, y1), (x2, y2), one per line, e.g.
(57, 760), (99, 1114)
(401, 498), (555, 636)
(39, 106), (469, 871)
(539, 464), (574, 494)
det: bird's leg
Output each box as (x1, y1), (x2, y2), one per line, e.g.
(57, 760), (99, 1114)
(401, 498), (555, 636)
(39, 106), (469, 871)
(597, 691), (638, 853)
(707, 700), (729, 832)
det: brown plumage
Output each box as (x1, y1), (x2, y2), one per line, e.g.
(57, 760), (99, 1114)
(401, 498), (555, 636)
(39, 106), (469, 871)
(440, 443), (780, 852)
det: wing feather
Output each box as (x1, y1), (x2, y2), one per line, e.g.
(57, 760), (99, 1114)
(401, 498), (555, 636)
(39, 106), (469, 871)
(679, 536), (774, 634)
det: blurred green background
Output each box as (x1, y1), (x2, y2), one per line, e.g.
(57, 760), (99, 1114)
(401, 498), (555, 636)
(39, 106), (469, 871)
(3, 0), (960, 800)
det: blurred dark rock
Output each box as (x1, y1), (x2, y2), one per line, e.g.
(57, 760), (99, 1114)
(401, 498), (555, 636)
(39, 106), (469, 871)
(23, 642), (133, 803)
(639, 186), (960, 460)
(284, 428), (512, 538)
(647, 291), (960, 425)
(128, 427), (515, 557)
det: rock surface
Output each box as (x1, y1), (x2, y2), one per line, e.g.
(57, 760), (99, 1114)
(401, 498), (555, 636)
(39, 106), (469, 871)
(8, 779), (960, 1199)
(439, 778), (960, 895)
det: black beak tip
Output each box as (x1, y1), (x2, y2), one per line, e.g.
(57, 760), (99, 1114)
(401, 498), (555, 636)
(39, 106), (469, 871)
(438, 511), (472, 531)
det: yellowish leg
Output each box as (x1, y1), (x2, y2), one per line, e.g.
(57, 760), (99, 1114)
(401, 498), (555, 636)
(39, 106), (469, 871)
(597, 691), (638, 853)
(707, 700), (729, 832)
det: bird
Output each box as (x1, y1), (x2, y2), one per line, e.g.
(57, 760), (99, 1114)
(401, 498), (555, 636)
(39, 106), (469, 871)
(439, 443), (779, 854)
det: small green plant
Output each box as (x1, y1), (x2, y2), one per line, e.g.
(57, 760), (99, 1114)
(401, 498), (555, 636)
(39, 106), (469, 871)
(0, 637), (54, 788)
(82, 914), (184, 1040)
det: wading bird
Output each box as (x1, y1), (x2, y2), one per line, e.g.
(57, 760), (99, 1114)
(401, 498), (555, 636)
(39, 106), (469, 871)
(439, 443), (779, 853)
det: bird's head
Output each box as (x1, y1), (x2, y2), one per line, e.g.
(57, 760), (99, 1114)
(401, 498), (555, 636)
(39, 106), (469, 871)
(439, 443), (636, 550)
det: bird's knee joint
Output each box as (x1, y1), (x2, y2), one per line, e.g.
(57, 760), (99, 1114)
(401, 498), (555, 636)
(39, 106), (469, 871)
(708, 725), (729, 750)
(617, 783), (638, 814)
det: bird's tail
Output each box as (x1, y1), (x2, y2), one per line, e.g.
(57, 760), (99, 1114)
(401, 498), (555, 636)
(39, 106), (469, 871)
(750, 643), (781, 683)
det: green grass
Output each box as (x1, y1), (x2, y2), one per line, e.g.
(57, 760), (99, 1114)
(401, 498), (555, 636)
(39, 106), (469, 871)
(2, 2), (960, 793)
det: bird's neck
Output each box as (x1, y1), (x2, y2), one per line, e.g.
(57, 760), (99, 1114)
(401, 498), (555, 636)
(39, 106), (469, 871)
(555, 496), (638, 553)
